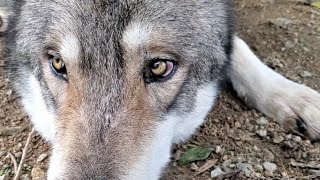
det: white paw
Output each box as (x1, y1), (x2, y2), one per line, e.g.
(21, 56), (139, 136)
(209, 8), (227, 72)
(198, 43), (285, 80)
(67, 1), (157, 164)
(269, 83), (320, 140)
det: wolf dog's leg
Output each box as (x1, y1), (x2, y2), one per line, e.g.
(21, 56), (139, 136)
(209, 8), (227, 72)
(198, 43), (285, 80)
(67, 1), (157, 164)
(229, 36), (320, 140)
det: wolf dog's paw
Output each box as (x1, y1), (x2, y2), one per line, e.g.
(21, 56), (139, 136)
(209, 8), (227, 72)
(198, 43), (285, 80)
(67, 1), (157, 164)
(278, 84), (320, 141)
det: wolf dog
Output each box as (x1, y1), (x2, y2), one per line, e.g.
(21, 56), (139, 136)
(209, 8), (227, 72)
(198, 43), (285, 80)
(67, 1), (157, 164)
(3, 0), (320, 179)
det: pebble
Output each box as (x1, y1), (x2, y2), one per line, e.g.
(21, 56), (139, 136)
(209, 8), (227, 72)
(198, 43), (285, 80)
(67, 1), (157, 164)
(300, 71), (312, 78)
(273, 135), (284, 144)
(256, 117), (268, 126)
(14, 152), (22, 159)
(283, 141), (294, 149)
(263, 162), (277, 172)
(265, 170), (274, 177)
(37, 153), (48, 163)
(285, 41), (295, 49)
(263, 149), (275, 162)
(256, 129), (267, 137)
(21, 174), (31, 180)
(255, 172), (262, 178)
(292, 135), (302, 143)
(236, 162), (253, 177)
(31, 165), (46, 180)
(253, 145), (260, 152)
(270, 18), (293, 28)
(235, 121), (241, 128)
(222, 160), (232, 171)
(215, 146), (223, 154)
(285, 134), (292, 140)
(211, 167), (224, 178)
(223, 155), (229, 161)
(281, 172), (288, 178)
(233, 156), (245, 163)
(254, 165), (264, 172)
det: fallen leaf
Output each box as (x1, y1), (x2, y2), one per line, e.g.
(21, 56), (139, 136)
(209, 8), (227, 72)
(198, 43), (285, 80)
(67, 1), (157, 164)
(178, 147), (213, 165)
(312, 1), (320, 9)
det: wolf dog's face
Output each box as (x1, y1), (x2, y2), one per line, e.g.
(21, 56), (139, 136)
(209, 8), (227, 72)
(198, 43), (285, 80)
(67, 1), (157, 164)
(6, 0), (233, 179)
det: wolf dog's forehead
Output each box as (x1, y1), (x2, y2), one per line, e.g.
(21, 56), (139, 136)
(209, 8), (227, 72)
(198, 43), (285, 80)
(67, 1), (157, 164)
(49, 0), (229, 37)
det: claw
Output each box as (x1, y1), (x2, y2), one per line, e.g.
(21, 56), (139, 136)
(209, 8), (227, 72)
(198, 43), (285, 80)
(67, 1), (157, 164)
(296, 118), (308, 135)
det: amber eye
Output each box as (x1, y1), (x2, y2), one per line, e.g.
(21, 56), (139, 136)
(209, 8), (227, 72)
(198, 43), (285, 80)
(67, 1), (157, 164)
(144, 59), (176, 83)
(48, 50), (67, 80)
(52, 57), (64, 71)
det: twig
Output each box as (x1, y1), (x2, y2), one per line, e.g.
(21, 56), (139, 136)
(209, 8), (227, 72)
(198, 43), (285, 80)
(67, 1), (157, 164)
(194, 159), (218, 176)
(13, 128), (35, 180)
(291, 173), (320, 180)
(7, 152), (18, 173)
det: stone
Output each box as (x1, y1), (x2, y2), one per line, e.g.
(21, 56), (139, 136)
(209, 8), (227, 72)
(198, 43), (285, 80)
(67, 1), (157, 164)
(236, 163), (253, 177)
(254, 165), (264, 172)
(211, 167), (224, 178)
(263, 162), (277, 172)
(256, 117), (268, 126)
(37, 153), (48, 163)
(273, 135), (284, 144)
(300, 71), (312, 78)
(215, 146), (223, 154)
(256, 129), (267, 137)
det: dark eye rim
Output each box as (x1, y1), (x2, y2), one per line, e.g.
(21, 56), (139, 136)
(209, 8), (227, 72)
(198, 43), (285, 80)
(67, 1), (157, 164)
(144, 58), (178, 84)
(47, 50), (68, 81)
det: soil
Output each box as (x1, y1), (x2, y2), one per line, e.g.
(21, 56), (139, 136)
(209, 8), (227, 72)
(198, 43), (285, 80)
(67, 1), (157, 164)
(1, 0), (320, 179)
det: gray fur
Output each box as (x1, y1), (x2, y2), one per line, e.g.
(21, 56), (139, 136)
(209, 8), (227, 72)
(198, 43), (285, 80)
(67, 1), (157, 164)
(5, 0), (233, 179)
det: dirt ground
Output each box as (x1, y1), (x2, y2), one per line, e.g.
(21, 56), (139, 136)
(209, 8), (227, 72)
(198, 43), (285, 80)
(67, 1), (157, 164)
(1, 0), (320, 179)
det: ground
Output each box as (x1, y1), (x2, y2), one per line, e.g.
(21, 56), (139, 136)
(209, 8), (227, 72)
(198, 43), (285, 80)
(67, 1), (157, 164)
(0, 0), (320, 179)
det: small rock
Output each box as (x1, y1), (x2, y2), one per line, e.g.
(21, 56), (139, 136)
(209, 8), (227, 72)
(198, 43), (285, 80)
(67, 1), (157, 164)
(211, 167), (224, 178)
(285, 134), (292, 140)
(222, 155), (229, 161)
(255, 172), (262, 178)
(237, 163), (253, 177)
(256, 129), (267, 137)
(273, 135), (284, 144)
(222, 160), (232, 171)
(233, 156), (245, 163)
(270, 18), (293, 28)
(254, 165), (264, 172)
(37, 153), (48, 163)
(229, 164), (236, 168)
(300, 71), (312, 78)
(235, 121), (241, 128)
(253, 145), (260, 152)
(263, 149), (275, 162)
(281, 172), (288, 178)
(14, 152), (22, 159)
(292, 135), (302, 143)
(285, 41), (295, 49)
(263, 162), (277, 172)
(215, 146), (223, 154)
(265, 170), (274, 177)
(283, 141), (294, 149)
(31, 165), (46, 180)
(256, 117), (268, 126)
(21, 174), (31, 180)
